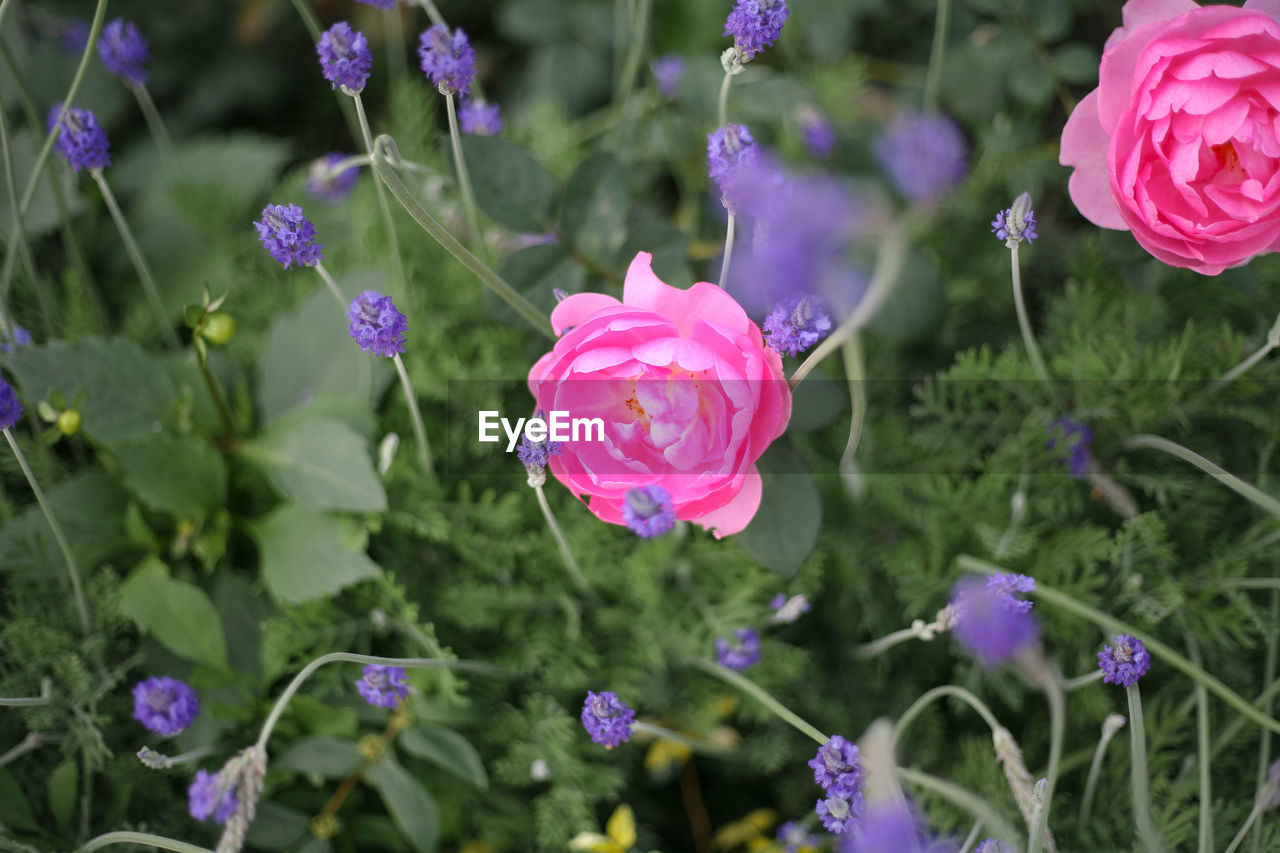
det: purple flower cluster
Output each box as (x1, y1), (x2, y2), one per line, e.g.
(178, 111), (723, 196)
(254, 204), (323, 269)
(98, 19), (150, 86)
(764, 294), (832, 358)
(949, 573), (1039, 668)
(132, 676), (200, 736)
(418, 25), (475, 96)
(1098, 634), (1151, 687)
(715, 628), (762, 671)
(808, 735), (865, 834)
(651, 55), (684, 98)
(355, 664), (410, 708)
(777, 820), (821, 852)
(49, 104), (111, 172)
(623, 484), (677, 538)
(581, 690), (635, 748)
(0, 326), (32, 354)
(724, 0), (790, 60)
(317, 22), (372, 94)
(59, 19), (90, 53)
(707, 124), (759, 209)
(459, 99), (502, 136)
(347, 291), (408, 358)
(306, 153), (360, 202)
(841, 803), (955, 852)
(992, 207), (1038, 245)
(0, 378), (24, 431)
(188, 769), (237, 824)
(873, 112), (968, 203)
(798, 107), (836, 159)
(1047, 417), (1092, 479)
(517, 415), (564, 470)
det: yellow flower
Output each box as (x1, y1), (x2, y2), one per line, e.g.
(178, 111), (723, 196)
(568, 804), (636, 853)
(712, 808), (776, 849)
(644, 738), (693, 776)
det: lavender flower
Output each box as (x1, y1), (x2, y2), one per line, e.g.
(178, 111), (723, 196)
(985, 573), (1035, 614)
(98, 19), (150, 86)
(724, 0), (790, 61)
(347, 291), (408, 358)
(623, 484), (677, 538)
(771, 593), (811, 623)
(816, 790), (863, 834)
(48, 104), (110, 172)
(188, 769), (237, 824)
(0, 326), (32, 354)
(651, 55), (684, 98)
(418, 25), (475, 96)
(581, 690), (635, 748)
(306, 153), (360, 202)
(707, 124), (759, 209)
(873, 112), (968, 203)
(517, 413), (564, 469)
(949, 577), (1039, 668)
(59, 19), (90, 53)
(132, 676), (200, 736)
(0, 378), (23, 431)
(355, 664), (410, 708)
(1098, 634), (1151, 687)
(317, 22), (372, 94)
(459, 99), (502, 136)
(778, 820), (821, 852)
(715, 628), (762, 671)
(355, 0), (397, 7)
(764, 294), (832, 357)
(841, 803), (954, 852)
(254, 203), (323, 269)
(808, 735), (864, 796)
(992, 194), (1038, 246)
(798, 107), (836, 159)
(1047, 417), (1092, 479)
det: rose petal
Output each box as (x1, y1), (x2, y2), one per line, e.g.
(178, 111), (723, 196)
(1061, 90), (1129, 229)
(694, 466), (764, 539)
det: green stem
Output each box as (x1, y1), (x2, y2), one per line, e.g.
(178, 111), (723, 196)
(0, 88), (39, 342)
(1252, 588), (1280, 853)
(959, 554), (1280, 736)
(1225, 803), (1266, 853)
(856, 625), (930, 659)
(352, 93), (407, 300)
(1123, 434), (1280, 521)
(1127, 683), (1164, 852)
(0, 731), (47, 766)
(385, 7), (407, 90)
(195, 349), (235, 438)
(391, 353), (433, 479)
(631, 721), (734, 756)
(4, 429), (90, 635)
(892, 685), (1003, 744)
(1209, 312), (1280, 394)
(444, 93), (487, 262)
(130, 84), (180, 178)
(412, 0), (446, 27)
(613, 0), (651, 142)
(313, 262), (348, 309)
(1211, 676), (1280, 760)
(254, 653), (502, 753)
(690, 658), (827, 745)
(1028, 671), (1065, 853)
(1187, 636), (1212, 853)
(716, 70), (733, 128)
(369, 135), (554, 340)
(1062, 670), (1104, 691)
(896, 766), (1023, 848)
(0, 677), (51, 707)
(75, 832), (211, 853)
(922, 0), (951, 113)
(533, 482), (591, 596)
(90, 170), (180, 348)
(959, 822), (984, 853)
(840, 333), (866, 477)
(1010, 242), (1060, 409)
(1080, 715), (1125, 824)
(717, 211), (735, 288)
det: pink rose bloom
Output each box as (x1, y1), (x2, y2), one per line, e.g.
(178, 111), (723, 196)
(527, 252), (791, 538)
(1060, 0), (1280, 274)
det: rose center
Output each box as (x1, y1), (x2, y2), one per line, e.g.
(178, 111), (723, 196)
(1212, 142), (1244, 178)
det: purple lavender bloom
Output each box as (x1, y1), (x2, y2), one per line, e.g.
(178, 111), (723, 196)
(1046, 417), (1091, 479)
(724, 0), (790, 60)
(0, 326), (32, 354)
(623, 484), (677, 538)
(254, 203), (323, 269)
(132, 676), (200, 736)
(707, 124), (760, 209)
(517, 413), (564, 469)
(317, 22), (372, 94)
(715, 628), (762, 671)
(355, 0), (398, 8)
(418, 25), (475, 96)
(764, 294), (832, 357)
(355, 664), (410, 708)
(0, 378), (23, 431)
(59, 19), (91, 53)
(808, 735), (863, 796)
(459, 99), (502, 136)
(48, 104), (110, 172)
(840, 803), (956, 852)
(778, 820), (822, 852)
(1098, 634), (1151, 687)
(306, 153), (360, 202)
(950, 577), (1040, 668)
(188, 769), (237, 824)
(816, 790), (864, 834)
(798, 107), (836, 159)
(98, 19), (150, 86)
(874, 112), (968, 204)
(985, 573), (1035, 615)
(651, 55), (684, 98)
(992, 208), (1038, 245)
(347, 291), (408, 358)
(581, 690), (635, 748)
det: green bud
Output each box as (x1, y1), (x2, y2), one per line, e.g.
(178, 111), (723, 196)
(57, 409), (82, 436)
(201, 312), (236, 345)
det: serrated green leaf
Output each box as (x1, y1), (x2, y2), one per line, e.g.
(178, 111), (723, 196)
(118, 558), (229, 670)
(276, 737), (363, 777)
(399, 723), (489, 790)
(560, 153), (628, 266)
(240, 417), (386, 512)
(458, 135), (556, 233)
(736, 444), (821, 578)
(115, 433), (228, 517)
(367, 759), (439, 853)
(250, 505), (382, 605)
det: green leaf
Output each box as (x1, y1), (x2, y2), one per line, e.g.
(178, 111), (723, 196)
(736, 444), (821, 578)
(367, 759), (440, 853)
(47, 759), (78, 829)
(245, 802), (310, 850)
(250, 505), (382, 605)
(0, 768), (38, 831)
(0, 472), (131, 577)
(240, 417), (386, 512)
(868, 250), (947, 343)
(276, 737), (363, 777)
(399, 723), (489, 791)
(115, 433), (228, 517)
(559, 153), (628, 266)
(1053, 42), (1100, 85)
(458, 135), (557, 233)
(0, 129), (83, 244)
(118, 558), (230, 670)
(496, 244), (586, 322)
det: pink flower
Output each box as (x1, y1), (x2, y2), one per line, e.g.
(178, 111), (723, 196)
(1060, 0), (1280, 275)
(527, 252), (791, 537)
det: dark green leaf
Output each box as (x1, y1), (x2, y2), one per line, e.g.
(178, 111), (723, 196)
(868, 250), (947, 343)
(1053, 43), (1100, 85)
(240, 417), (386, 512)
(47, 759), (77, 829)
(458, 135), (557, 233)
(0, 472), (131, 577)
(118, 558), (230, 670)
(367, 759), (439, 853)
(276, 737), (363, 778)
(399, 723), (489, 790)
(245, 801), (310, 850)
(115, 433), (228, 517)
(736, 444), (821, 578)
(0, 768), (38, 831)
(250, 505), (382, 605)
(496, 244), (586, 322)
(560, 154), (628, 266)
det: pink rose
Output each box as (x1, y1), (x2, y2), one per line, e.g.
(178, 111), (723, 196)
(1060, 0), (1280, 274)
(527, 252), (791, 538)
